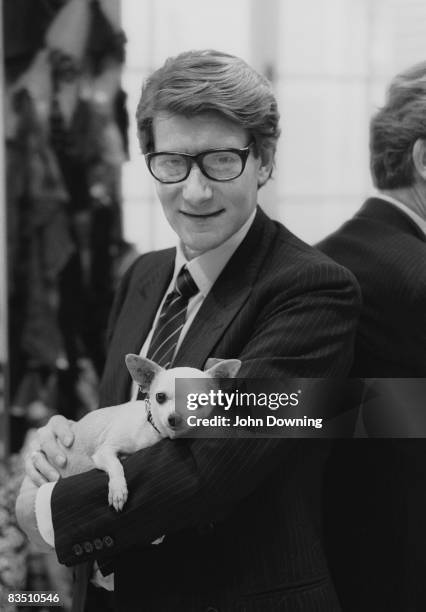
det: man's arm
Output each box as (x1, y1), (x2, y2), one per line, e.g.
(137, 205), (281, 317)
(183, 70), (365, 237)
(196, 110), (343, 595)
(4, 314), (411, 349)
(51, 262), (360, 566)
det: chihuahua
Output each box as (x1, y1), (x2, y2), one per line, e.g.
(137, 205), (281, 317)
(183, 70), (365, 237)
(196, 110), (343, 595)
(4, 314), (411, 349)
(47, 355), (241, 511)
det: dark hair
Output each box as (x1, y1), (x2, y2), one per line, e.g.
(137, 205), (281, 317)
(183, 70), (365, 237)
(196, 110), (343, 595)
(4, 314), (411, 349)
(370, 61), (426, 189)
(136, 50), (280, 179)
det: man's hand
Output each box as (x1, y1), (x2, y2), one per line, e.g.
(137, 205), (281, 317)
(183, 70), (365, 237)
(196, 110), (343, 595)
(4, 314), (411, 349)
(25, 415), (75, 485)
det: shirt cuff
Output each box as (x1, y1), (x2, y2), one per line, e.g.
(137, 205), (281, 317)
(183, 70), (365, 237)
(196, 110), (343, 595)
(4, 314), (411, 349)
(35, 482), (56, 547)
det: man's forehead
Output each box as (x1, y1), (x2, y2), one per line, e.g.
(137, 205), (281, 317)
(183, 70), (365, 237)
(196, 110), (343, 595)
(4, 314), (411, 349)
(152, 111), (249, 151)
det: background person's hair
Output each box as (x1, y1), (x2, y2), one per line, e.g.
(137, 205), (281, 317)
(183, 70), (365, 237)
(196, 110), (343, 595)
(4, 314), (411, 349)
(136, 49), (281, 182)
(370, 61), (426, 189)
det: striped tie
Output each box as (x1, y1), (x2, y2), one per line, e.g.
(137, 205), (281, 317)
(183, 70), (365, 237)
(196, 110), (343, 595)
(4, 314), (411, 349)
(145, 266), (199, 369)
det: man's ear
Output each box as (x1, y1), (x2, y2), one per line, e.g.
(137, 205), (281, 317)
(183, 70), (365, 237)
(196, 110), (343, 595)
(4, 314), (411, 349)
(254, 145), (274, 188)
(125, 354), (163, 392)
(205, 359), (242, 379)
(412, 139), (426, 180)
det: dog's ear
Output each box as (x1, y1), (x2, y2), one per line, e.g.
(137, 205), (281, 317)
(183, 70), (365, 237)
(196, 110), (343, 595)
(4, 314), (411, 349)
(205, 359), (241, 379)
(205, 358), (222, 370)
(125, 354), (163, 391)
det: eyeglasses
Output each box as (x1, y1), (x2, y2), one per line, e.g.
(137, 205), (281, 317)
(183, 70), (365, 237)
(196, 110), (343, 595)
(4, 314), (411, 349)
(145, 143), (252, 184)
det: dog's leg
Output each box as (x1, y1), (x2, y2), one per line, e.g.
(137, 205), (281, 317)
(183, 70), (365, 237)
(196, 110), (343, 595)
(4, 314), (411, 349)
(92, 446), (128, 511)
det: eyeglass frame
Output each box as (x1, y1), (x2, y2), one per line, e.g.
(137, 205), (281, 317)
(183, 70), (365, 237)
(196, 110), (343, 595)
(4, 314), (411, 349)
(144, 142), (253, 184)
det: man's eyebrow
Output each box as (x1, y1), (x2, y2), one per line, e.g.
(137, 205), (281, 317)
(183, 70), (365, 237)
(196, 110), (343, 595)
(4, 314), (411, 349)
(155, 144), (246, 154)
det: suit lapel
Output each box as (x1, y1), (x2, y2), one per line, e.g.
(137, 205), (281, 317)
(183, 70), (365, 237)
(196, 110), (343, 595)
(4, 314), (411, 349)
(130, 253), (176, 353)
(103, 251), (175, 404)
(174, 207), (274, 368)
(173, 278), (252, 369)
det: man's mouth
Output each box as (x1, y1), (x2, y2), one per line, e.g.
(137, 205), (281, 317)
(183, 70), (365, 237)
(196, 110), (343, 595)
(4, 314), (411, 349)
(180, 209), (225, 219)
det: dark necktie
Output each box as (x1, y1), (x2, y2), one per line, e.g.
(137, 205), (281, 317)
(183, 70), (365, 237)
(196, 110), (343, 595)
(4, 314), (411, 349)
(145, 266), (199, 368)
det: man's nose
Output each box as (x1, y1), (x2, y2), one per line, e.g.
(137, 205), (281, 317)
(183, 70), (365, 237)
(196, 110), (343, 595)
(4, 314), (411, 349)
(182, 164), (212, 204)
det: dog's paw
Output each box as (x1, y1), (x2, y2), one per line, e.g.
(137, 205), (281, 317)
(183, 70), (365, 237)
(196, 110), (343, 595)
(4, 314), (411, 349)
(108, 478), (128, 512)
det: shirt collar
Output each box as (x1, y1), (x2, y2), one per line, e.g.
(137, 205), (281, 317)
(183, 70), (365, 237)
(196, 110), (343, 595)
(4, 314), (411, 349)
(174, 208), (257, 297)
(376, 192), (426, 235)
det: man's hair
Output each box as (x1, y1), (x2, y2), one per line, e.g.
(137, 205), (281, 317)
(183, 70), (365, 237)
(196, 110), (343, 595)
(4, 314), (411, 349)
(370, 61), (426, 189)
(136, 49), (281, 176)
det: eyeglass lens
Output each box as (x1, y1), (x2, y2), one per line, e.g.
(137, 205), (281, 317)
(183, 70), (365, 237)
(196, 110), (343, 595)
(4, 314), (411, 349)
(150, 151), (244, 182)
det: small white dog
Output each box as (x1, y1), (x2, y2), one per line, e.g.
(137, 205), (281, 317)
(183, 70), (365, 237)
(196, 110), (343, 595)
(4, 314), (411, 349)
(26, 355), (241, 511)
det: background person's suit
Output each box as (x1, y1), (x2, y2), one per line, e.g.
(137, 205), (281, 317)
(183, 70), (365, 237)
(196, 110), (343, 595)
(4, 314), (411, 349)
(318, 197), (426, 612)
(319, 197), (426, 376)
(51, 207), (360, 612)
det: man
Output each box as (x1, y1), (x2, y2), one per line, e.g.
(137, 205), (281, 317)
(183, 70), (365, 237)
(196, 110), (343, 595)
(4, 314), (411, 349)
(318, 62), (426, 611)
(19, 50), (360, 612)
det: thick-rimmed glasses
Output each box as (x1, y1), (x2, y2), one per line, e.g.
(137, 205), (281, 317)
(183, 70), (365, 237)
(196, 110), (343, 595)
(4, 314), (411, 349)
(145, 143), (252, 184)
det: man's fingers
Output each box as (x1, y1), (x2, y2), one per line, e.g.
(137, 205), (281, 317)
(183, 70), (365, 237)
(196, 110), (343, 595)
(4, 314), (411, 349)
(38, 420), (70, 467)
(49, 415), (75, 447)
(31, 450), (60, 483)
(24, 453), (50, 487)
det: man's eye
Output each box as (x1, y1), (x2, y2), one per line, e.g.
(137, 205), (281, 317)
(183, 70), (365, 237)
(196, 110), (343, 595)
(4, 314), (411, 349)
(158, 156), (185, 169)
(156, 392), (167, 404)
(208, 152), (238, 165)
(216, 154), (234, 163)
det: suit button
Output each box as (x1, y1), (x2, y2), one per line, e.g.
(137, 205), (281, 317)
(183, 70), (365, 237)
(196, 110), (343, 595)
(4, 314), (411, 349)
(94, 538), (103, 550)
(83, 541), (93, 553)
(103, 535), (114, 548)
(72, 544), (83, 556)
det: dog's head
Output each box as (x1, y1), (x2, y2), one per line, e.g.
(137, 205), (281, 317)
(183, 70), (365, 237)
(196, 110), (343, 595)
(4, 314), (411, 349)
(125, 354), (241, 438)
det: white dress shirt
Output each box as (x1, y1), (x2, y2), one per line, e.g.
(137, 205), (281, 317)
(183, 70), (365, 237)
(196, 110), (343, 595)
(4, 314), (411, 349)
(34, 209), (256, 588)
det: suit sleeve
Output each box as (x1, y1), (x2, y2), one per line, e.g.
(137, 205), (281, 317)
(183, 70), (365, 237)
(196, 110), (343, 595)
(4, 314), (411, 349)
(51, 263), (360, 566)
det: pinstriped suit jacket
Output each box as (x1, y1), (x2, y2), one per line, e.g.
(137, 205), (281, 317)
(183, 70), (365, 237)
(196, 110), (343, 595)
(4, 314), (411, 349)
(318, 197), (426, 376)
(318, 198), (426, 611)
(52, 207), (360, 612)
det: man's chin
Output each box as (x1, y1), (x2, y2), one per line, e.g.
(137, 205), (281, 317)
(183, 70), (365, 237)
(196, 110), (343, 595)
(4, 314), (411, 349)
(182, 236), (223, 259)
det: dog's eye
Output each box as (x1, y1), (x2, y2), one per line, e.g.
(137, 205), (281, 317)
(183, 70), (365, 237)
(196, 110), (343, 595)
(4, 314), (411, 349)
(156, 392), (167, 404)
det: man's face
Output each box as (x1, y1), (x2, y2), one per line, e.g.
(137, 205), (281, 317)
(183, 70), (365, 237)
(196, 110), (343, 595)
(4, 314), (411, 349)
(151, 112), (270, 258)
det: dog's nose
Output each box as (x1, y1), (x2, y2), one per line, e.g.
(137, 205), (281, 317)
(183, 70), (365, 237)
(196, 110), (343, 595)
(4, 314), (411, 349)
(168, 413), (182, 428)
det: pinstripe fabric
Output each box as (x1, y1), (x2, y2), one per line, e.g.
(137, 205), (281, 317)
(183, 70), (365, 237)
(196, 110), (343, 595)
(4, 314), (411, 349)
(52, 207), (360, 612)
(318, 198), (426, 376)
(318, 198), (426, 612)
